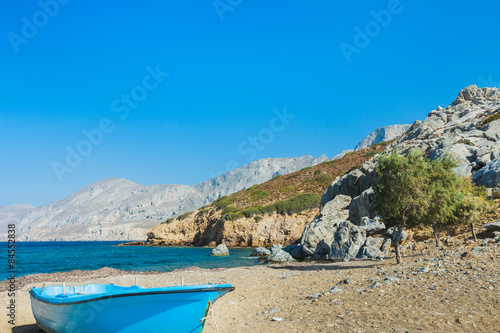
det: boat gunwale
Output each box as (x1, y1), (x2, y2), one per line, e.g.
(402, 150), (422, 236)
(29, 286), (235, 305)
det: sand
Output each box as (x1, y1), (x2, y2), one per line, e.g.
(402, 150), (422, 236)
(1, 240), (499, 333)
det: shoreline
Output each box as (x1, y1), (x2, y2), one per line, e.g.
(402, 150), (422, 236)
(2, 240), (499, 332)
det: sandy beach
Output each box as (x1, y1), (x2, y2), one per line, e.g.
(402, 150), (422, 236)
(2, 239), (499, 333)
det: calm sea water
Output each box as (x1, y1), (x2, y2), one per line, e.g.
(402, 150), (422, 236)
(1, 241), (259, 281)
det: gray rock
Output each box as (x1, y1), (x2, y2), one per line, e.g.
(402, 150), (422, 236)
(251, 247), (271, 257)
(211, 243), (229, 256)
(329, 221), (367, 261)
(348, 188), (375, 225)
(322, 170), (365, 205)
(266, 244), (296, 262)
(473, 158), (500, 188)
(359, 216), (386, 235)
(358, 236), (389, 259)
(282, 244), (303, 260)
(328, 286), (342, 293)
(299, 195), (351, 258)
(484, 221), (500, 231)
(385, 227), (408, 245)
(306, 292), (322, 299)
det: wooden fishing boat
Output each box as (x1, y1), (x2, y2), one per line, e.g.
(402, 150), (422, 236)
(29, 283), (234, 333)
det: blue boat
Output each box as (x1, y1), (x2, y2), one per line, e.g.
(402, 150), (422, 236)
(29, 283), (234, 333)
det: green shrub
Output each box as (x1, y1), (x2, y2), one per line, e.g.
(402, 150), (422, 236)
(196, 209), (209, 217)
(242, 206), (262, 218)
(363, 151), (378, 157)
(492, 191), (500, 199)
(301, 166), (313, 171)
(285, 174), (299, 180)
(483, 112), (500, 125)
(259, 204), (277, 214)
(273, 193), (321, 215)
(226, 213), (244, 221)
(254, 216), (263, 223)
(313, 174), (333, 184)
(323, 160), (338, 165)
(223, 206), (240, 215)
(162, 218), (174, 224)
(346, 165), (362, 174)
(272, 174), (282, 179)
(280, 185), (295, 192)
(370, 141), (386, 147)
(250, 190), (269, 201)
(213, 196), (237, 209)
(314, 169), (322, 175)
(177, 212), (192, 221)
(456, 139), (475, 146)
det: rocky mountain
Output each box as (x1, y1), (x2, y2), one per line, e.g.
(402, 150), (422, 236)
(354, 124), (412, 151)
(0, 155), (331, 241)
(147, 142), (392, 247)
(294, 85), (500, 261)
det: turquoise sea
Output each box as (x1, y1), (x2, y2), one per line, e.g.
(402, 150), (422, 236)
(1, 241), (258, 281)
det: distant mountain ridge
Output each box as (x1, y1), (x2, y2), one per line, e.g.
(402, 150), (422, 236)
(0, 125), (410, 241)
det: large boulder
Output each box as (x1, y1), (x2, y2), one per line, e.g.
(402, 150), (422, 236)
(348, 188), (375, 225)
(358, 236), (391, 259)
(322, 170), (365, 205)
(251, 247), (271, 257)
(329, 221), (366, 261)
(472, 157), (500, 188)
(210, 243), (229, 256)
(300, 195), (351, 259)
(266, 244), (296, 262)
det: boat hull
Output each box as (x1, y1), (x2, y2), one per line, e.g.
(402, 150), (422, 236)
(30, 284), (233, 333)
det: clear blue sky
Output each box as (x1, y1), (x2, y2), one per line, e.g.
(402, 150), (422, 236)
(1, 0), (499, 207)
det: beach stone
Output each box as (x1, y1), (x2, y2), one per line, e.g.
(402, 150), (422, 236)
(329, 221), (366, 261)
(210, 243), (229, 256)
(484, 221), (500, 232)
(307, 292), (322, 299)
(251, 247), (271, 257)
(266, 244), (296, 263)
(328, 286), (342, 293)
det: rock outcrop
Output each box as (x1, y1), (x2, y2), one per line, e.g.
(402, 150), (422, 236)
(292, 85), (500, 262)
(211, 243), (230, 256)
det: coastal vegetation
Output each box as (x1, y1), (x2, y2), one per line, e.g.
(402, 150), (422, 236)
(374, 150), (490, 264)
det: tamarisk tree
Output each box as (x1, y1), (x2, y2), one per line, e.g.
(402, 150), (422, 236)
(373, 150), (430, 264)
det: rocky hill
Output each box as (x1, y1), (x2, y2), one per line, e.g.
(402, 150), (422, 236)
(148, 85), (500, 258)
(294, 85), (500, 262)
(0, 155), (332, 241)
(146, 142), (391, 247)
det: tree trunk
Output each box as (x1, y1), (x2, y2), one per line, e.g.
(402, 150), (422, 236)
(471, 222), (477, 242)
(433, 223), (442, 248)
(395, 225), (404, 264)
